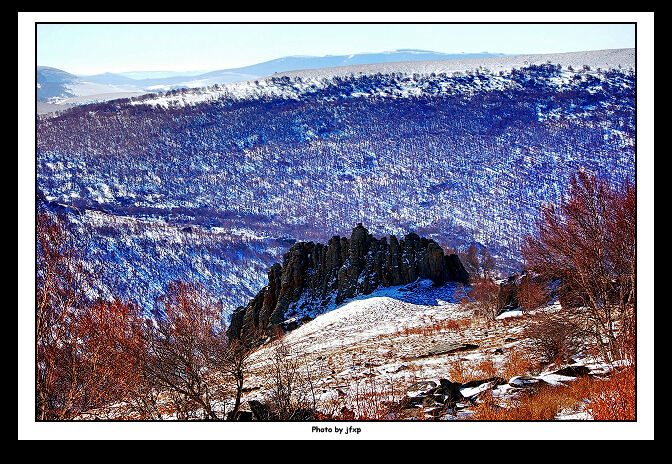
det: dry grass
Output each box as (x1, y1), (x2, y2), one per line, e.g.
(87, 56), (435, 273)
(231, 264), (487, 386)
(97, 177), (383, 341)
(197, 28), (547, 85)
(318, 377), (407, 420)
(472, 374), (596, 420)
(471, 357), (501, 379)
(472, 362), (636, 420)
(500, 347), (539, 379)
(445, 356), (508, 383)
(445, 358), (477, 383)
(397, 316), (464, 337)
(585, 363), (636, 420)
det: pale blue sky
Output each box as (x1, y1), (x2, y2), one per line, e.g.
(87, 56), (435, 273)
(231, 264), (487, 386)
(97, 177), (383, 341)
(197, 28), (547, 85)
(37, 23), (636, 76)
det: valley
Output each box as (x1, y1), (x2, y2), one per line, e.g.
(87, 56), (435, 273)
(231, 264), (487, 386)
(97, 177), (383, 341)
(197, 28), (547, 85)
(33, 47), (639, 425)
(36, 49), (636, 317)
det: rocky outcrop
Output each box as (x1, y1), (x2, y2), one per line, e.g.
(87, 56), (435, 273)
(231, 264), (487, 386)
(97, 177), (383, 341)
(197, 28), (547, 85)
(227, 224), (469, 342)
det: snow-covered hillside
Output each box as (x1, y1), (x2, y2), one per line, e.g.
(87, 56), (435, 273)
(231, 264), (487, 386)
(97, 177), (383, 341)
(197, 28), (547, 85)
(272, 48), (634, 82)
(212, 280), (628, 420)
(126, 48), (634, 108)
(36, 49), (636, 318)
(41, 202), (287, 314)
(37, 50), (514, 113)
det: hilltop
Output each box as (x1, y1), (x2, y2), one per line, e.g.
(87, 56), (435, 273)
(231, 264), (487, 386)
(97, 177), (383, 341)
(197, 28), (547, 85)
(36, 49), (511, 111)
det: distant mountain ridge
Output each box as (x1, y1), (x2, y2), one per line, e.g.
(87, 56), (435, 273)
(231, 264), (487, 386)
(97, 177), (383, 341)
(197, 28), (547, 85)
(36, 66), (142, 104)
(37, 49), (510, 104)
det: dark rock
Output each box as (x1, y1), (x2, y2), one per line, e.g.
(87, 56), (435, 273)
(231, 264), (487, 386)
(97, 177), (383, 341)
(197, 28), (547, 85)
(406, 380), (438, 394)
(401, 381), (437, 408)
(552, 365), (591, 377)
(460, 376), (506, 390)
(394, 375), (510, 419)
(426, 342), (479, 357)
(436, 378), (464, 403)
(247, 400), (317, 421)
(227, 224), (470, 342)
(248, 400), (275, 421)
(290, 408), (318, 421)
(227, 410), (253, 421)
(508, 375), (548, 388)
(422, 394), (446, 409)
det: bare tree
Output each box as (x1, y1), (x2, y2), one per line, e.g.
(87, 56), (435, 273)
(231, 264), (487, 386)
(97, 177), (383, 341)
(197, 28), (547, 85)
(462, 244), (480, 278)
(36, 206), (145, 420)
(219, 338), (253, 420)
(142, 280), (228, 420)
(479, 247), (496, 279)
(461, 244), (496, 280)
(523, 171), (635, 362)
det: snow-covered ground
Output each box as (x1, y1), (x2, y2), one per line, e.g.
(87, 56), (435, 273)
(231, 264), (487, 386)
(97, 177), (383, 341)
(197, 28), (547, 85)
(237, 280), (611, 420)
(127, 48), (634, 109)
(77, 278), (630, 422)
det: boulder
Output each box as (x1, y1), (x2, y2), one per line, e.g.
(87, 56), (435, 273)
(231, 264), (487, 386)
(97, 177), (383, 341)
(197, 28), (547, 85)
(508, 375), (548, 388)
(248, 400), (275, 421)
(226, 410), (253, 421)
(436, 378), (464, 403)
(426, 342), (479, 357)
(405, 380), (438, 396)
(552, 365), (591, 377)
(460, 376), (507, 390)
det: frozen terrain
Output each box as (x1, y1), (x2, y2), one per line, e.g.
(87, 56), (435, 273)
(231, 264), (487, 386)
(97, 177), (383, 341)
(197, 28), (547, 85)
(127, 48), (634, 108)
(36, 48), (636, 320)
(236, 280), (620, 420)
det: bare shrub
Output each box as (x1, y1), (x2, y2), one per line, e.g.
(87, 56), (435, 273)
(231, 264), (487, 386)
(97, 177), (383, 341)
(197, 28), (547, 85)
(523, 171), (636, 362)
(398, 316), (463, 337)
(461, 277), (500, 321)
(500, 348), (537, 380)
(264, 341), (316, 420)
(518, 275), (549, 312)
(523, 315), (586, 364)
(348, 378), (402, 420)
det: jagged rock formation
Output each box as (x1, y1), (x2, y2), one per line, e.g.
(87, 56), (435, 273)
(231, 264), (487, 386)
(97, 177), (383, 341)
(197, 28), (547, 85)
(227, 224), (469, 341)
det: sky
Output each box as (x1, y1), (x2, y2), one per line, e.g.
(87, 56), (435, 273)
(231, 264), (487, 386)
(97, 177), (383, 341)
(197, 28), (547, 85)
(36, 21), (636, 76)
